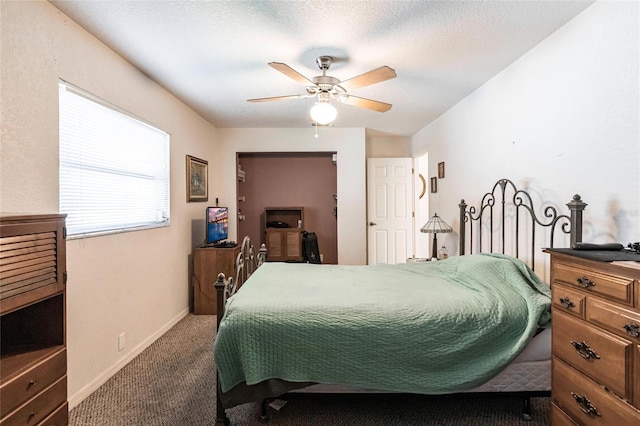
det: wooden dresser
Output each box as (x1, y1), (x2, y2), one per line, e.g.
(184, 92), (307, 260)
(0, 214), (68, 426)
(193, 245), (241, 315)
(548, 250), (640, 425)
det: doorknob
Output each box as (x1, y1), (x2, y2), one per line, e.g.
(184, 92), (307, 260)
(369, 222), (377, 226)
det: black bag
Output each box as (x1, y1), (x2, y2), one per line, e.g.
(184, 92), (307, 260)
(302, 231), (321, 264)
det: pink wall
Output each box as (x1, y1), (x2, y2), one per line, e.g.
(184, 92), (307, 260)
(237, 152), (338, 264)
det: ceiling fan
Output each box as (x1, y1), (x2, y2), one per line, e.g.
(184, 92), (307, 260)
(248, 56), (396, 124)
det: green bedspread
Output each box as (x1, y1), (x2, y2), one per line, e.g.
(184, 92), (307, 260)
(214, 254), (551, 401)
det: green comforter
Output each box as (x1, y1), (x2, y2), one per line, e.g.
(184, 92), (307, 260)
(214, 254), (551, 399)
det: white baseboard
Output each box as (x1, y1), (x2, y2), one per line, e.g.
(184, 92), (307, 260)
(67, 307), (190, 409)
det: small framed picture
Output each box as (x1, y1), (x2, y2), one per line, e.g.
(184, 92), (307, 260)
(431, 177), (437, 193)
(438, 162), (445, 179)
(186, 155), (208, 202)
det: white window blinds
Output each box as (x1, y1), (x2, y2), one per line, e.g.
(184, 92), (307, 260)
(59, 81), (170, 238)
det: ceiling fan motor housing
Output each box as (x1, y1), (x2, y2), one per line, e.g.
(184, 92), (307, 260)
(316, 55), (333, 70)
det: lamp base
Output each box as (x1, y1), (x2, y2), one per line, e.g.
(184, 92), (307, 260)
(432, 234), (438, 259)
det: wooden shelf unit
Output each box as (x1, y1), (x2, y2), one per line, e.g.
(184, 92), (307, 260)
(264, 207), (304, 262)
(0, 213), (68, 426)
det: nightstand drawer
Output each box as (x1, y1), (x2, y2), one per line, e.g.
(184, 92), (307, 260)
(587, 297), (640, 343)
(0, 348), (66, 418)
(552, 284), (585, 319)
(1, 375), (66, 426)
(552, 311), (631, 400)
(553, 357), (640, 425)
(553, 261), (633, 305)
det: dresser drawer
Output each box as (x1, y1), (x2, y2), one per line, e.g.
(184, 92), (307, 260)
(587, 297), (640, 343)
(635, 344), (640, 409)
(553, 261), (634, 306)
(551, 402), (579, 426)
(1, 375), (66, 426)
(553, 357), (640, 425)
(0, 349), (66, 418)
(38, 401), (67, 426)
(552, 284), (585, 319)
(552, 311), (632, 400)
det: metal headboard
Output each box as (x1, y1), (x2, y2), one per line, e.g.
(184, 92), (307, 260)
(458, 178), (586, 271)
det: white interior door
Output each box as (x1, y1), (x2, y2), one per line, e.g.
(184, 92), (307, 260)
(367, 158), (414, 264)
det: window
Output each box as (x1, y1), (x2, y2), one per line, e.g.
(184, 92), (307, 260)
(59, 81), (170, 238)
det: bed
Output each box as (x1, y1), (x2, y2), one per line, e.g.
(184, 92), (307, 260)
(213, 178), (587, 425)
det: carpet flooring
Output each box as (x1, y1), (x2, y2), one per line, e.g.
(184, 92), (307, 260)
(69, 314), (550, 425)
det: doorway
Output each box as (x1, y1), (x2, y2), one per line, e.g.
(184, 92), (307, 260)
(237, 152), (338, 264)
(367, 157), (414, 264)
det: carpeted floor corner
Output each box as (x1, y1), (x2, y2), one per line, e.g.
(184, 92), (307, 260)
(69, 314), (550, 425)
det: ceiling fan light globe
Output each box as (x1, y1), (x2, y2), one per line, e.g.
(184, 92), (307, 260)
(310, 102), (337, 125)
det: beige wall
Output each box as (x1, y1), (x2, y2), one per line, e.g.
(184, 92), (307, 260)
(412, 0), (639, 279)
(1, 1), (219, 407)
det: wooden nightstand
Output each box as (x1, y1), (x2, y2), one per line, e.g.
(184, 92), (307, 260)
(546, 250), (640, 425)
(193, 245), (241, 315)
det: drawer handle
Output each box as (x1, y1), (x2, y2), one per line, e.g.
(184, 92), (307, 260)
(28, 379), (37, 388)
(571, 392), (601, 417)
(623, 322), (640, 338)
(571, 341), (600, 360)
(576, 276), (595, 288)
(559, 297), (575, 309)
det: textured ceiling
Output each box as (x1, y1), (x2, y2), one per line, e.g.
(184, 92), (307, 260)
(49, 0), (594, 137)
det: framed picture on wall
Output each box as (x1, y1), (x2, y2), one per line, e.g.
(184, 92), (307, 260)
(186, 155), (208, 202)
(431, 177), (437, 193)
(438, 162), (445, 179)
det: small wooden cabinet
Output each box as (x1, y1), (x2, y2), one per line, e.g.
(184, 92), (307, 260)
(193, 246), (240, 315)
(0, 213), (68, 426)
(264, 207), (304, 262)
(265, 228), (303, 262)
(548, 250), (640, 425)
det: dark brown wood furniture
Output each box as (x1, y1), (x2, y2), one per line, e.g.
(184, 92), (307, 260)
(193, 245), (241, 315)
(548, 250), (640, 425)
(264, 207), (303, 262)
(0, 213), (68, 426)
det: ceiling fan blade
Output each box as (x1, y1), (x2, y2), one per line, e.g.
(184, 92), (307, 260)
(340, 95), (392, 112)
(339, 66), (397, 91)
(247, 94), (309, 103)
(268, 62), (314, 85)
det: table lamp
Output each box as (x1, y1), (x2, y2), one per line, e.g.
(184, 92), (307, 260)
(420, 213), (453, 259)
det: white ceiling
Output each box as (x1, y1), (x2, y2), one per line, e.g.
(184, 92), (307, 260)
(49, 0), (594, 137)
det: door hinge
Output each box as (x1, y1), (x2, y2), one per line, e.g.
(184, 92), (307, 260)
(63, 271), (68, 284)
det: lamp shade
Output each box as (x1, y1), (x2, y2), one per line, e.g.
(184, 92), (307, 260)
(310, 102), (337, 125)
(421, 213), (452, 259)
(420, 213), (453, 234)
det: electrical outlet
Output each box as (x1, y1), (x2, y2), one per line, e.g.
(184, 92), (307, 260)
(118, 333), (125, 351)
